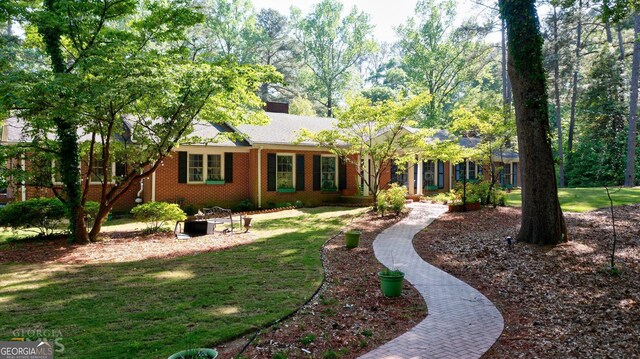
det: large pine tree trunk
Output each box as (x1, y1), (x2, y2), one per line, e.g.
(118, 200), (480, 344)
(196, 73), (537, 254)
(625, 13), (640, 187)
(501, 19), (511, 112)
(567, 0), (582, 184)
(500, 0), (568, 245)
(552, 6), (565, 188)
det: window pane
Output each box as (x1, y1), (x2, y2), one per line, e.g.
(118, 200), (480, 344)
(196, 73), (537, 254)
(504, 163), (512, 185)
(189, 154), (203, 182)
(423, 160), (435, 187)
(91, 158), (105, 182)
(468, 161), (476, 180)
(321, 157), (337, 189)
(277, 155), (294, 188)
(207, 154), (222, 181)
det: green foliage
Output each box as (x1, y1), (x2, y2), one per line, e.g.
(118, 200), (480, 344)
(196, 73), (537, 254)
(182, 204), (199, 216)
(289, 95), (317, 116)
(377, 183), (408, 215)
(398, 0), (492, 126)
(300, 333), (316, 345)
(233, 199), (254, 212)
(379, 268), (404, 276)
(568, 46), (628, 187)
(0, 198), (66, 236)
(130, 202), (186, 233)
(291, 0), (376, 116)
(273, 352), (287, 359)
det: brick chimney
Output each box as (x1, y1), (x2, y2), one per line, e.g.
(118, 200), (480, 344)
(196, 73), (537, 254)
(264, 101), (289, 114)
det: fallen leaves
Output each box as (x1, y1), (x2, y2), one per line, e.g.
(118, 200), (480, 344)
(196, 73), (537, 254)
(413, 205), (640, 358)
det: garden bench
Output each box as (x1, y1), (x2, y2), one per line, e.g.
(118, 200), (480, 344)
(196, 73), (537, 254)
(174, 206), (248, 239)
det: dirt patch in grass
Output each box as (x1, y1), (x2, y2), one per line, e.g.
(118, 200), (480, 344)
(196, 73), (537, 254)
(219, 210), (427, 359)
(0, 230), (258, 264)
(413, 205), (640, 358)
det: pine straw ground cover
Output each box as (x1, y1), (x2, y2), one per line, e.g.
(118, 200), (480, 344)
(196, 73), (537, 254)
(219, 210), (427, 359)
(413, 205), (640, 358)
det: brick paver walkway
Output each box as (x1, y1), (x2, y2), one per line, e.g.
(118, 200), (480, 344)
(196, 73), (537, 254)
(359, 203), (504, 359)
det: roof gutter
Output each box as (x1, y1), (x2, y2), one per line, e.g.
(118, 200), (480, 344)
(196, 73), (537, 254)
(257, 146), (263, 209)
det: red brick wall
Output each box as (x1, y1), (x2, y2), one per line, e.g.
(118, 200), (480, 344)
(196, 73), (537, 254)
(21, 163), (139, 212)
(152, 151), (252, 209)
(258, 149), (358, 208)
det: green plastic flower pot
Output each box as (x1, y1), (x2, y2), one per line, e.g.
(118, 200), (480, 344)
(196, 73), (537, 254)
(378, 271), (405, 297)
(345, 230), (361, 249)
(168, 348), (218, 359)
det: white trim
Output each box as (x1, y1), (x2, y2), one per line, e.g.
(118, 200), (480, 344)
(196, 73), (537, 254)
(186, 151), (225, 184)
(20, 157), (26, 202)
(51, 160), (63, 185)
(275, 153), (295, 190)
(151, 171), (156, 202)
(257, 147), (263, 208)
(416, 156), (423, 196)
(89, 162), (117, 185)
(320, 154), (338, 190)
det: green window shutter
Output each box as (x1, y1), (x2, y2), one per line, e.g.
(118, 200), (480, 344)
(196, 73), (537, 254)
(313, 155), (321, 191)
(338, 157), (347, 190)
(267, 153), (276, 192)
(224, 152), (233, 183)
(178, 151), (187, 184)
(295, 154), (305, 191)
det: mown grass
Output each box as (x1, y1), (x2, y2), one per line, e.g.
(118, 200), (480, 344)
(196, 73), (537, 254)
(0, 207), (366, 358)
(505, 187), (640, 212)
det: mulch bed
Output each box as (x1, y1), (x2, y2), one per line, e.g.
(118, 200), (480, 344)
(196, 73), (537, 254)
(0, 230), (258, 264)
(218, 210), (427, 359)
(413, 205), (640, 358)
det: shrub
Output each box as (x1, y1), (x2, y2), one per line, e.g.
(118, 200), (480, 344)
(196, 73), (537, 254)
(234, 199), (254, 212)
(0, 197), (66, 236)
(130, 202), (186, 233)
(377, 183), (407, 215)
(294, 200), (303, 208)
(182, 204), (199, 216)
(83, 201), (111, 227)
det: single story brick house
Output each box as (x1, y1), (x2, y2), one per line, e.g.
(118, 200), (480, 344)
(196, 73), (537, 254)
(0, 104), (521, 211)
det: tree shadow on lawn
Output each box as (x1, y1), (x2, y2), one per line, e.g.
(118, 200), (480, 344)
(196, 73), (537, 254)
(0, 222), (343, 358)
(413, 206), (640, 358)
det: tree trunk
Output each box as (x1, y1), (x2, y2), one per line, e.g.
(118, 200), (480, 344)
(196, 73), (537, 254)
(501, 19), (511, 113)
(605, 19), (613, 43)
(500, 0), (568, 245)
(552, 6), (565, 188)
(39, 0), (88, 243)
(625, 13), (640, 187)
(327, 96), (333, 117)
(567, 0), (582, 184)
(617, 24), (625, 60)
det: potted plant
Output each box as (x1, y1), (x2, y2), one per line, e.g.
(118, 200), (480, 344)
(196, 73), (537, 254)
(344, 229), (361, 249)
(168, 348), (217, 359)
(378, 267), (405, 297)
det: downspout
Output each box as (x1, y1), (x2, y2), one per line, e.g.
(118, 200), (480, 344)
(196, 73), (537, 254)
(257, 146), (263, 208)
(135, 174), (143, 204)
(21, 157), (26, 202)
(151, 171), (156, 202)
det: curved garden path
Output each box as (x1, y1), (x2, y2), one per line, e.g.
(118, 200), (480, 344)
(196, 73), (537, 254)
(359, 203), (504, 359)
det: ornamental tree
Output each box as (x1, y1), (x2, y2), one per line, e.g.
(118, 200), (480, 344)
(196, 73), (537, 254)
(1, 0), (280, 242)
(300, 93), (461, 205)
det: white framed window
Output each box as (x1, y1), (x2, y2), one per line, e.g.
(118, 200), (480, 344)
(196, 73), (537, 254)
(276, 154), (294, 189)
(321, 155), (337, 191)
(468, 161), (476, 180)
(51, 160), (63, 185)
(187, 151), (225, 184)
(206, 154), (222, 181)
(188, 154), (204, 182)
(423, 160), (435, 187)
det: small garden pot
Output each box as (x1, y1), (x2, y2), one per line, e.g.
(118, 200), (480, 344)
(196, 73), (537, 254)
(378, 270), (405, 297)
(168, 348), (218, 359)
(344, 230), (361, 249)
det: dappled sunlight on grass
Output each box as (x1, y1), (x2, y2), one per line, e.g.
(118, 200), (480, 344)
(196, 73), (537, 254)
(506, 187), (640, 212)
(211, 306), (241, 316)
(0, 206), (365, 358)
(152, 270), (195, 281)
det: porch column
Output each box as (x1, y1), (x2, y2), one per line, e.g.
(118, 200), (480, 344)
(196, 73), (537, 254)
(363, 156), (370, 196)
(407, 160), (415, 196)
(416, 156), (423, 195)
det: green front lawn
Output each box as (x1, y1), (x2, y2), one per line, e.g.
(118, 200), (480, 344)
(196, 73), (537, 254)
(0, 207), (366, 358)
(505, 187), (640, 212)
